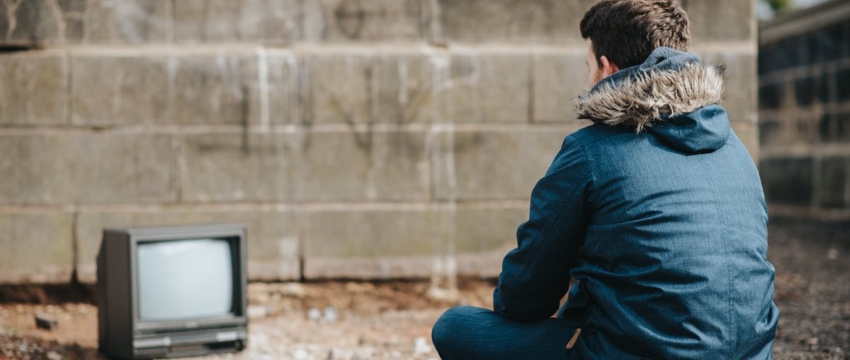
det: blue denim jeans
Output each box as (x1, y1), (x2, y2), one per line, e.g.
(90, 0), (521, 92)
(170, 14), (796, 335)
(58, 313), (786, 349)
(431, 306), (582, 360)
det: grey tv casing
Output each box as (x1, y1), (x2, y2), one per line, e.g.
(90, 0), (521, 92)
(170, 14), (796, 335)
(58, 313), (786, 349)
(97, 224), (248, 359)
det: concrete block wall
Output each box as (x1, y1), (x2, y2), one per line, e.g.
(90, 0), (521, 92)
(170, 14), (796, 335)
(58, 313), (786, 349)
(0, 0), (758, 283)
(758, 0), (850, 220)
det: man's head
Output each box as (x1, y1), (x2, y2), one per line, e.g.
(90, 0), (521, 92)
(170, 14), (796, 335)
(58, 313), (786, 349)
(581, 0), (691, 85)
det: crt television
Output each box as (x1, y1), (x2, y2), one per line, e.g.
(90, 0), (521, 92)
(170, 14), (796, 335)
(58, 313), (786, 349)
(97, 224), (248, 359)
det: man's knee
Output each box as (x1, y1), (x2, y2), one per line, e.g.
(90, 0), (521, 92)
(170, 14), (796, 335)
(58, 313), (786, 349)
(432, 306), (488, 351)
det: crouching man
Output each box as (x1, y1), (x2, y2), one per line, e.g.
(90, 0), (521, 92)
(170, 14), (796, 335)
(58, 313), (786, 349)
(431, 0), (779, 359)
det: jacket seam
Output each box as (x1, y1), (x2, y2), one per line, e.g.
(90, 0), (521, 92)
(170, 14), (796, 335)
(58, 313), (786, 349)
(700, 152), (737, 360)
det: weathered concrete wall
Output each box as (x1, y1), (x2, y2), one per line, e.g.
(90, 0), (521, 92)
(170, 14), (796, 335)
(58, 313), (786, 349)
(758, 0), (850, 220)
(0, 0), (758, 283)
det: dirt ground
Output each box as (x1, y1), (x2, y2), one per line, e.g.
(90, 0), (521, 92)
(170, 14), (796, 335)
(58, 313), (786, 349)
(0, 219), (848, 360)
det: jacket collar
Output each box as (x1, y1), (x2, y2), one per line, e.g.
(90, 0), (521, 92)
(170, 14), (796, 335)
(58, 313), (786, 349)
(574, 47), (725, 133)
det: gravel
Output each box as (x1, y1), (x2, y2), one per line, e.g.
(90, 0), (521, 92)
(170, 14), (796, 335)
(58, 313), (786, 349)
(0, 219), (848, 359)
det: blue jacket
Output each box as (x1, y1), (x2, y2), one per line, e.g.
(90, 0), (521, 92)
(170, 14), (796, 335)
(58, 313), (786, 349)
(493, 48), (779, 359)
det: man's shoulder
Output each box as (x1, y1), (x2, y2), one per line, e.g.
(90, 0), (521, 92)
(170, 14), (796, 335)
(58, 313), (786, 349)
(565, 122), (632, 148)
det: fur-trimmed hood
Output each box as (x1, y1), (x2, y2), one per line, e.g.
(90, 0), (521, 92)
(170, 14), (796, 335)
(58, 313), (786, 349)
(575, 47), (732, 154)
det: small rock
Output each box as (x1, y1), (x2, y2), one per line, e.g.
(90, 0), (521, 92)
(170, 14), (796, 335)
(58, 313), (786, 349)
(806, 337), (819, 345)
(827, 248), (838, 261)
(307, 308), (322, 322)
(35, 314), (58, 330)
(252, 293), (271, 304)
(328, 348), (352, 360)
(247, 305), (269, 319)
(251, 282), (270, 292)
(345, 282), (376, 293)
(323, 307), (338, 322)
(426, 286), (458, 302)
(47, 351), (62, 360)
(280, 283), (306, 298)
(353, 347), (374, 360)
(292, 348), (308, 359)
(413, 337), (432, 355)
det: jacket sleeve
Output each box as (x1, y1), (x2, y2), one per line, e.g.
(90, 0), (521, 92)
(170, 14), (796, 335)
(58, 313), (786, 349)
(493, 135), (592, 322)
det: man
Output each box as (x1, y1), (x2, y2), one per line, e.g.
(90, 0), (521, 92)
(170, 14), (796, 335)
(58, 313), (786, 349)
(431, 0), (779, 359)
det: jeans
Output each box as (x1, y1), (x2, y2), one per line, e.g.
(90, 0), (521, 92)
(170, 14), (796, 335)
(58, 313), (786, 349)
(431, 306), (582, 360)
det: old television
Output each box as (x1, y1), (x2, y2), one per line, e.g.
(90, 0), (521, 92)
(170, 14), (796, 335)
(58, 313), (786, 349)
(97, 224), (248, 359)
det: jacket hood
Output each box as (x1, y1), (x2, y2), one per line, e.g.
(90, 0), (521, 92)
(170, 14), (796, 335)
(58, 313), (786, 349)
(575, 47), (730, 154)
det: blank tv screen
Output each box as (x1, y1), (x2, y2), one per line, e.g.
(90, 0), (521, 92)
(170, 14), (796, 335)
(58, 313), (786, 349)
(137, 239), (234, 321)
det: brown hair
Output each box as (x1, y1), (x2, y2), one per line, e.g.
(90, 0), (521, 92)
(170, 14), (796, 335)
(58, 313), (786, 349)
(580, 0), (691, 69)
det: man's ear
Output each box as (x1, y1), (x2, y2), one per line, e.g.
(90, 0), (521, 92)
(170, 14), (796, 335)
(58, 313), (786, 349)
(599, 55), (620, 77)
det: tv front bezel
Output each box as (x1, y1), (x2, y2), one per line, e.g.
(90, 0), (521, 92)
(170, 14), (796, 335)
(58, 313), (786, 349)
(123, 224), (248, 334)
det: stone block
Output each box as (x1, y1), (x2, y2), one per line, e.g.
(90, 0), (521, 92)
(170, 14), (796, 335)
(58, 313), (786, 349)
(533, 52), (588, 123)
(75, 209), (300, 283)
(0, 212), (73, 283)
(758, 40), (798, 75)
(302, 208), (436, 279)
(173, 0), (240, 43)
(0, 52), (68, 125)
(182, 134), (291, 203)
(818, 113), (832, 143)
(818, 72), (831, 104)
(438, 130), (567, 201)
(795, 76), (816, 108)
(302, 0), (425, 42)
(70, 53), (170, 126)
(759, 115), (813, 148)
(169, 54), (249, 125)
(0, 135), (69, 204)
(455, 205), (527, 254)
(759, 82), (783, 110)
(66, 134), (177, 203)
(453, 205), (527, 277)
(82, 0), (171, 43)
(818, 156), (848, 209)
(302, 205), (531, 279)
(758, 118), (780, 148)
(290, 132), (373, 201)
(435, 0), (596, 43)
(302, 53), (372, 124)
(0, 0), (170, 45)
(838, 112), (850, 142)
(239, 0), (300, 44)
(374, 54), (435, 124)
(837, 68), (850, 103)
(57, 0), (87, 42)
(699, 52), (758, 124)
(805, 23), (845, 65)
(447, 53), (530, 123)
(371, 131), (430, 201)
(0, 0), (72, 45)
(73, 51), (295, 127)
(301, 52), (440, 125)
(0, 133), (167, 205)
(241, 50), (301, 127)
(684, 0), (753, 42)
(759, 157), (813, 206)
(822, 111), (850, 143)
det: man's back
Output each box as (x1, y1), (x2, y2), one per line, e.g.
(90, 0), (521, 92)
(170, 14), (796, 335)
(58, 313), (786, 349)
(432, 2), (778, 359)
(490, 48), (779, 359)
(566, 117), (778, 359)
